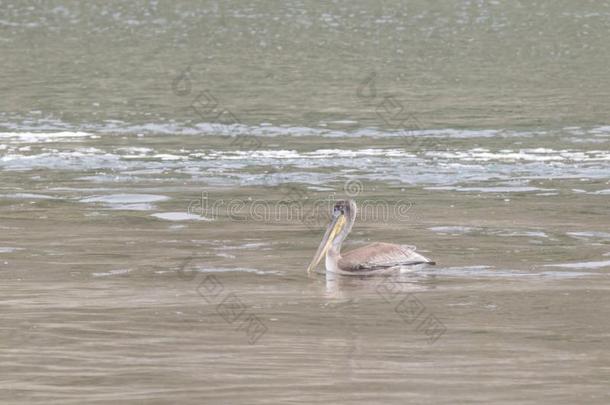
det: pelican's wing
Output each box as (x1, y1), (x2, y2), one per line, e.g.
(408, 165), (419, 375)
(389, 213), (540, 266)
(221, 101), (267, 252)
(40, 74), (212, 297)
(338, 242), (434, 272)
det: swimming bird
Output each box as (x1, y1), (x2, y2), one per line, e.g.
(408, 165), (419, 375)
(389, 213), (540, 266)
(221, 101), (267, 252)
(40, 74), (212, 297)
(307, 200), (435, 275)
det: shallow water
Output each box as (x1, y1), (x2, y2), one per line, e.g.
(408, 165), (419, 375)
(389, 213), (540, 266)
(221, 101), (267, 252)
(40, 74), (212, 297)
(1, 1), (610, 404)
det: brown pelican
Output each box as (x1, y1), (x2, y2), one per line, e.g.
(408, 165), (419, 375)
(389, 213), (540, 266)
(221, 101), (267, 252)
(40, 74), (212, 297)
(307, 200), (435, 275)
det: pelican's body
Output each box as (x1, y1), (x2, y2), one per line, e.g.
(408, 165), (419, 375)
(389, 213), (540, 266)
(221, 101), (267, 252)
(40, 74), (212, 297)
(308, 200), (435, 275)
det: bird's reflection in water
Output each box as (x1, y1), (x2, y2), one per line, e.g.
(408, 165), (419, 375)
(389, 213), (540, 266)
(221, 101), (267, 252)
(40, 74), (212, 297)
(323, 269), (435, 299)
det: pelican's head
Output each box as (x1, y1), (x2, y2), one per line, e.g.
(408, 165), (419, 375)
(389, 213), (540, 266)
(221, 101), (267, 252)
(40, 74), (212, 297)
(307, 199), (357, 273)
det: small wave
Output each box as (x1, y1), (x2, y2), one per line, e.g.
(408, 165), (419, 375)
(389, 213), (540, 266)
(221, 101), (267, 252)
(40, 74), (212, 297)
(81, 194), (169, 204)
(80, 194), (169, 211)
(214, 242), (272, 250)
(544, 260), (610, 270)
(426, 148), (610, 163)
(429, 226), (480, 234)
(426, 266), (593, 278)
(188, 267), (280, 275)
(92, 269), (131, 277)
(1, 193), (59, 200)
(151, 212), (211, 221)
(567, 231), (610, 241)
(429, 226), (548, 238)
(154, 264), (278, 275)
(0, 247), (24, 253)
(0, 131), (94, 143)
(426, 186), (554, 193)
(0, 115), (586, 139)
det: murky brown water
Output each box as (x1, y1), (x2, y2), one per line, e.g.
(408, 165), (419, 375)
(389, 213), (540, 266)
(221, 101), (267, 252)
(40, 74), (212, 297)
(1, 1), (610, 404)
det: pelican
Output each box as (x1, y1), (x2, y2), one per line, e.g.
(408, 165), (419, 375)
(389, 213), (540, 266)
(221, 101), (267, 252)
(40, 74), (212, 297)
(307, 200), (435, 275)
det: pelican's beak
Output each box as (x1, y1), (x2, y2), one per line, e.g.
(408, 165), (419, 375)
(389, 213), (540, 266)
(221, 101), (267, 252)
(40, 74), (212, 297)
(307, 214), (346, 274)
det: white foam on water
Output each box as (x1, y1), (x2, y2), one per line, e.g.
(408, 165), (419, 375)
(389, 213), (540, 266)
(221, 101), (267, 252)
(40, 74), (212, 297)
(1, 151), (124, 171)
(215, 252), (236, 259)
(328, 120), (359, 125)
(178, 146), (607, 163)
(426, 149), (610, 162)
(79, 194), (169, 211)
(1, 115), (608, 143)
(567, 231), (610, 240)
(429, 226), (480, 234)
(426, 186), (554, 193)
(544, 260), (610, 270)
(189, 267), (280, 275)
(0, 247), (24, 253)
(234, 242), (271, 249)
(151, 154), (186, 161)
(590, 125), (610, 135)
(81, 194), (169, 204)
(429, 227), (548, 238)
(426, 266), (593, 278)
(2, 193), (59, 200)
(92, 269), (131, 277)
(212, 241), (274, 252)
(151, 212), (210, 221)
(0, 117), (551, 140)
(306, 148), (414, 158)
(495, 230), (549, 238)
(0, 131), (93, 143)
(537, 271), (598, 278)
(1, 121), (608, 190)
(108, 203), (155, 211)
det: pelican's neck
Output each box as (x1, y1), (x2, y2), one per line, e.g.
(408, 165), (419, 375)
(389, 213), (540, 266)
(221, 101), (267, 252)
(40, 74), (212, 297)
(329, 212), (355, 255)
(326, 221), (351, 272)
(326, 247), (341, 273)
(326, 228), (347, 273)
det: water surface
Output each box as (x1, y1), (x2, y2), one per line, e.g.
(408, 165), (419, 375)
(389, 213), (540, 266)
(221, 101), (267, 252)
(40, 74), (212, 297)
(1, 1), (610, 404)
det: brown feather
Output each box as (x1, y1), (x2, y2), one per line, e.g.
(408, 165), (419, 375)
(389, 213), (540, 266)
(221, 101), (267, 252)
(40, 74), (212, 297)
(338, 242), (434, 272)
